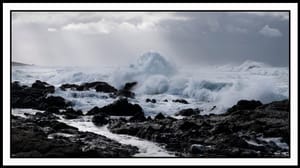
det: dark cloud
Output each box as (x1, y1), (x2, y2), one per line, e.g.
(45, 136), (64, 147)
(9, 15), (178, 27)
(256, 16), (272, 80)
(12, 12), (289, 67)
(161, 12), (289, 67)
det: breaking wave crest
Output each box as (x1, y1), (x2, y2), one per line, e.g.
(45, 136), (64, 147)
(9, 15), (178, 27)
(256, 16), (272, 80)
(12, 51), (289, 110)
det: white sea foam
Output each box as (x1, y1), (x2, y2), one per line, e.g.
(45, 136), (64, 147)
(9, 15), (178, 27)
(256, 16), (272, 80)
(51, 89), (116, 113)
(58, 116), (175, 157)
(12, 52), (289, 116)
(257, 137), (289, 150)
(12, 108), (174, 157)
(12, 108), (43, 118)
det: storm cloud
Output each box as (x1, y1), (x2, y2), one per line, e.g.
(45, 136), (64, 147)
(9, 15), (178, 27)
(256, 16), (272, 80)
(12, 12), (289, 67)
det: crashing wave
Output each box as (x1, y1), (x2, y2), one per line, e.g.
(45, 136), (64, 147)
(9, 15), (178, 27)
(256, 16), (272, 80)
(110, 51), (176, 89)
(216, 60), (288, 77)
(131, 51), (176, 76)
(12, 52), (289, 114)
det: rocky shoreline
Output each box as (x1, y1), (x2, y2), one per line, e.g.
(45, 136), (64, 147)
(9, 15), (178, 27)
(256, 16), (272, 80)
(11, 80), (290, 157)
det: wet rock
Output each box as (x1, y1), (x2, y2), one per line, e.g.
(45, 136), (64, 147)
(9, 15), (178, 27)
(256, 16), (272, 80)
(38, 96), (70, 110)
(60, 81), (117, 93)
(129, 113), (146, 122)
(94, 82), (118, 93)
(12, 81), (60, 109)
(11, 114), (138, 158)
(86, 106), (101, 116)
(117, 90), (135, 98)
(59, 84), (80, 91)
(172, 99), (189, 104)
(154, 113), (165, 120)
(32, 80), (55, 93)
(227, 100), (262, 113)
(210, 106), (217, 111)
(123, 82), (137, 91)
(146, 98), (156, 103)
(62, 108), (83, 119)
(92, 113), (109, 126)
(190, 144), (206, 154)
(86, 98), (144, 116)
(108, 99), (290, 157)
(45, 107), (60, 114)
(257, 99), (289, 112)
(175, 108), (201, 116)
(116, 82), (137, 98)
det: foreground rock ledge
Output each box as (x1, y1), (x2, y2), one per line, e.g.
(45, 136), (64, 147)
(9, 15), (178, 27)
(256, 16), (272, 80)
(11, 113), (138, 158)
(108, 99), (290, 157)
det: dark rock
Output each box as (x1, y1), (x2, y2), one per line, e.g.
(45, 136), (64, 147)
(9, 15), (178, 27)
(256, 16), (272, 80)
(257, 99), (289, 112)
(123, 82), (137, 91)
(12, 81), (59, 109)
(60, 81), (117, 93)
(146, 98), (156, 103)
(32, 80), (55, 93)
(172, 99), (189, 104)
(227, 100), (262, 113)
(92, 113), (109, 126)
(211, 122), (233, 134)
(117, 90), (135, 98)
(108, 99), (289, 157)
(76, 85), (84, 91)
(45, 107), (60, 114)
(94, 82), (118, 93)
(190, 144), (206, 154)
(88, 98), (144, 116)
(59, 84), (79, 91)
(62, 108), (83, 119)
(178, 121), (198, 130)
(11, 115), (138, 158)
(116, 82), (137, 98)
(86, 106), (101, 116)
(163, 99), (168, 102)
(210, 106), (217, 111)
(175, 108), (201, 116)
(129, 113), (146, 122)
(38, 96), (70, 110)
(154, 113), (165, 120)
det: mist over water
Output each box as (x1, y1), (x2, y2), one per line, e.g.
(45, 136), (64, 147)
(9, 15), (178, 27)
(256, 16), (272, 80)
(12, 51), (289, 115)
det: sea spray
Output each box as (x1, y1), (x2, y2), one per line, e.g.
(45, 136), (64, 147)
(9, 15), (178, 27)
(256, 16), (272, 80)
(12, 51), (289, 116)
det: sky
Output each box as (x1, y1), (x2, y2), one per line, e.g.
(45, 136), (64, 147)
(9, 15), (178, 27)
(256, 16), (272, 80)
(12, 12), (289, 67)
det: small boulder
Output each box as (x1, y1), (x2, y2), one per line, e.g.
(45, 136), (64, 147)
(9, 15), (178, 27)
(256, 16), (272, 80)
(60, 84), (79, 91)
(39, 96), (69, 110)
(172, 99), (189, 104)
(92, 114), (109, 126)
(146, 98), (156, 103)
(45, 107), (60, 114)
(32, 80), (55, 93)
(87, 99), (144, 116)
(190, 144), (206, 154)
(94, 82), (117, 93)
(129, 113), (146, 122)
(155, 113), (165, 120)
(117, 90), (135, 98)
(117, 82), (137, 98)
(175, 108), (201, 116)
(62, 108), (83, 119)
(123, 82), (137, 91)
(86, 106), (101, 116)
(227, 100), (262, 113)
